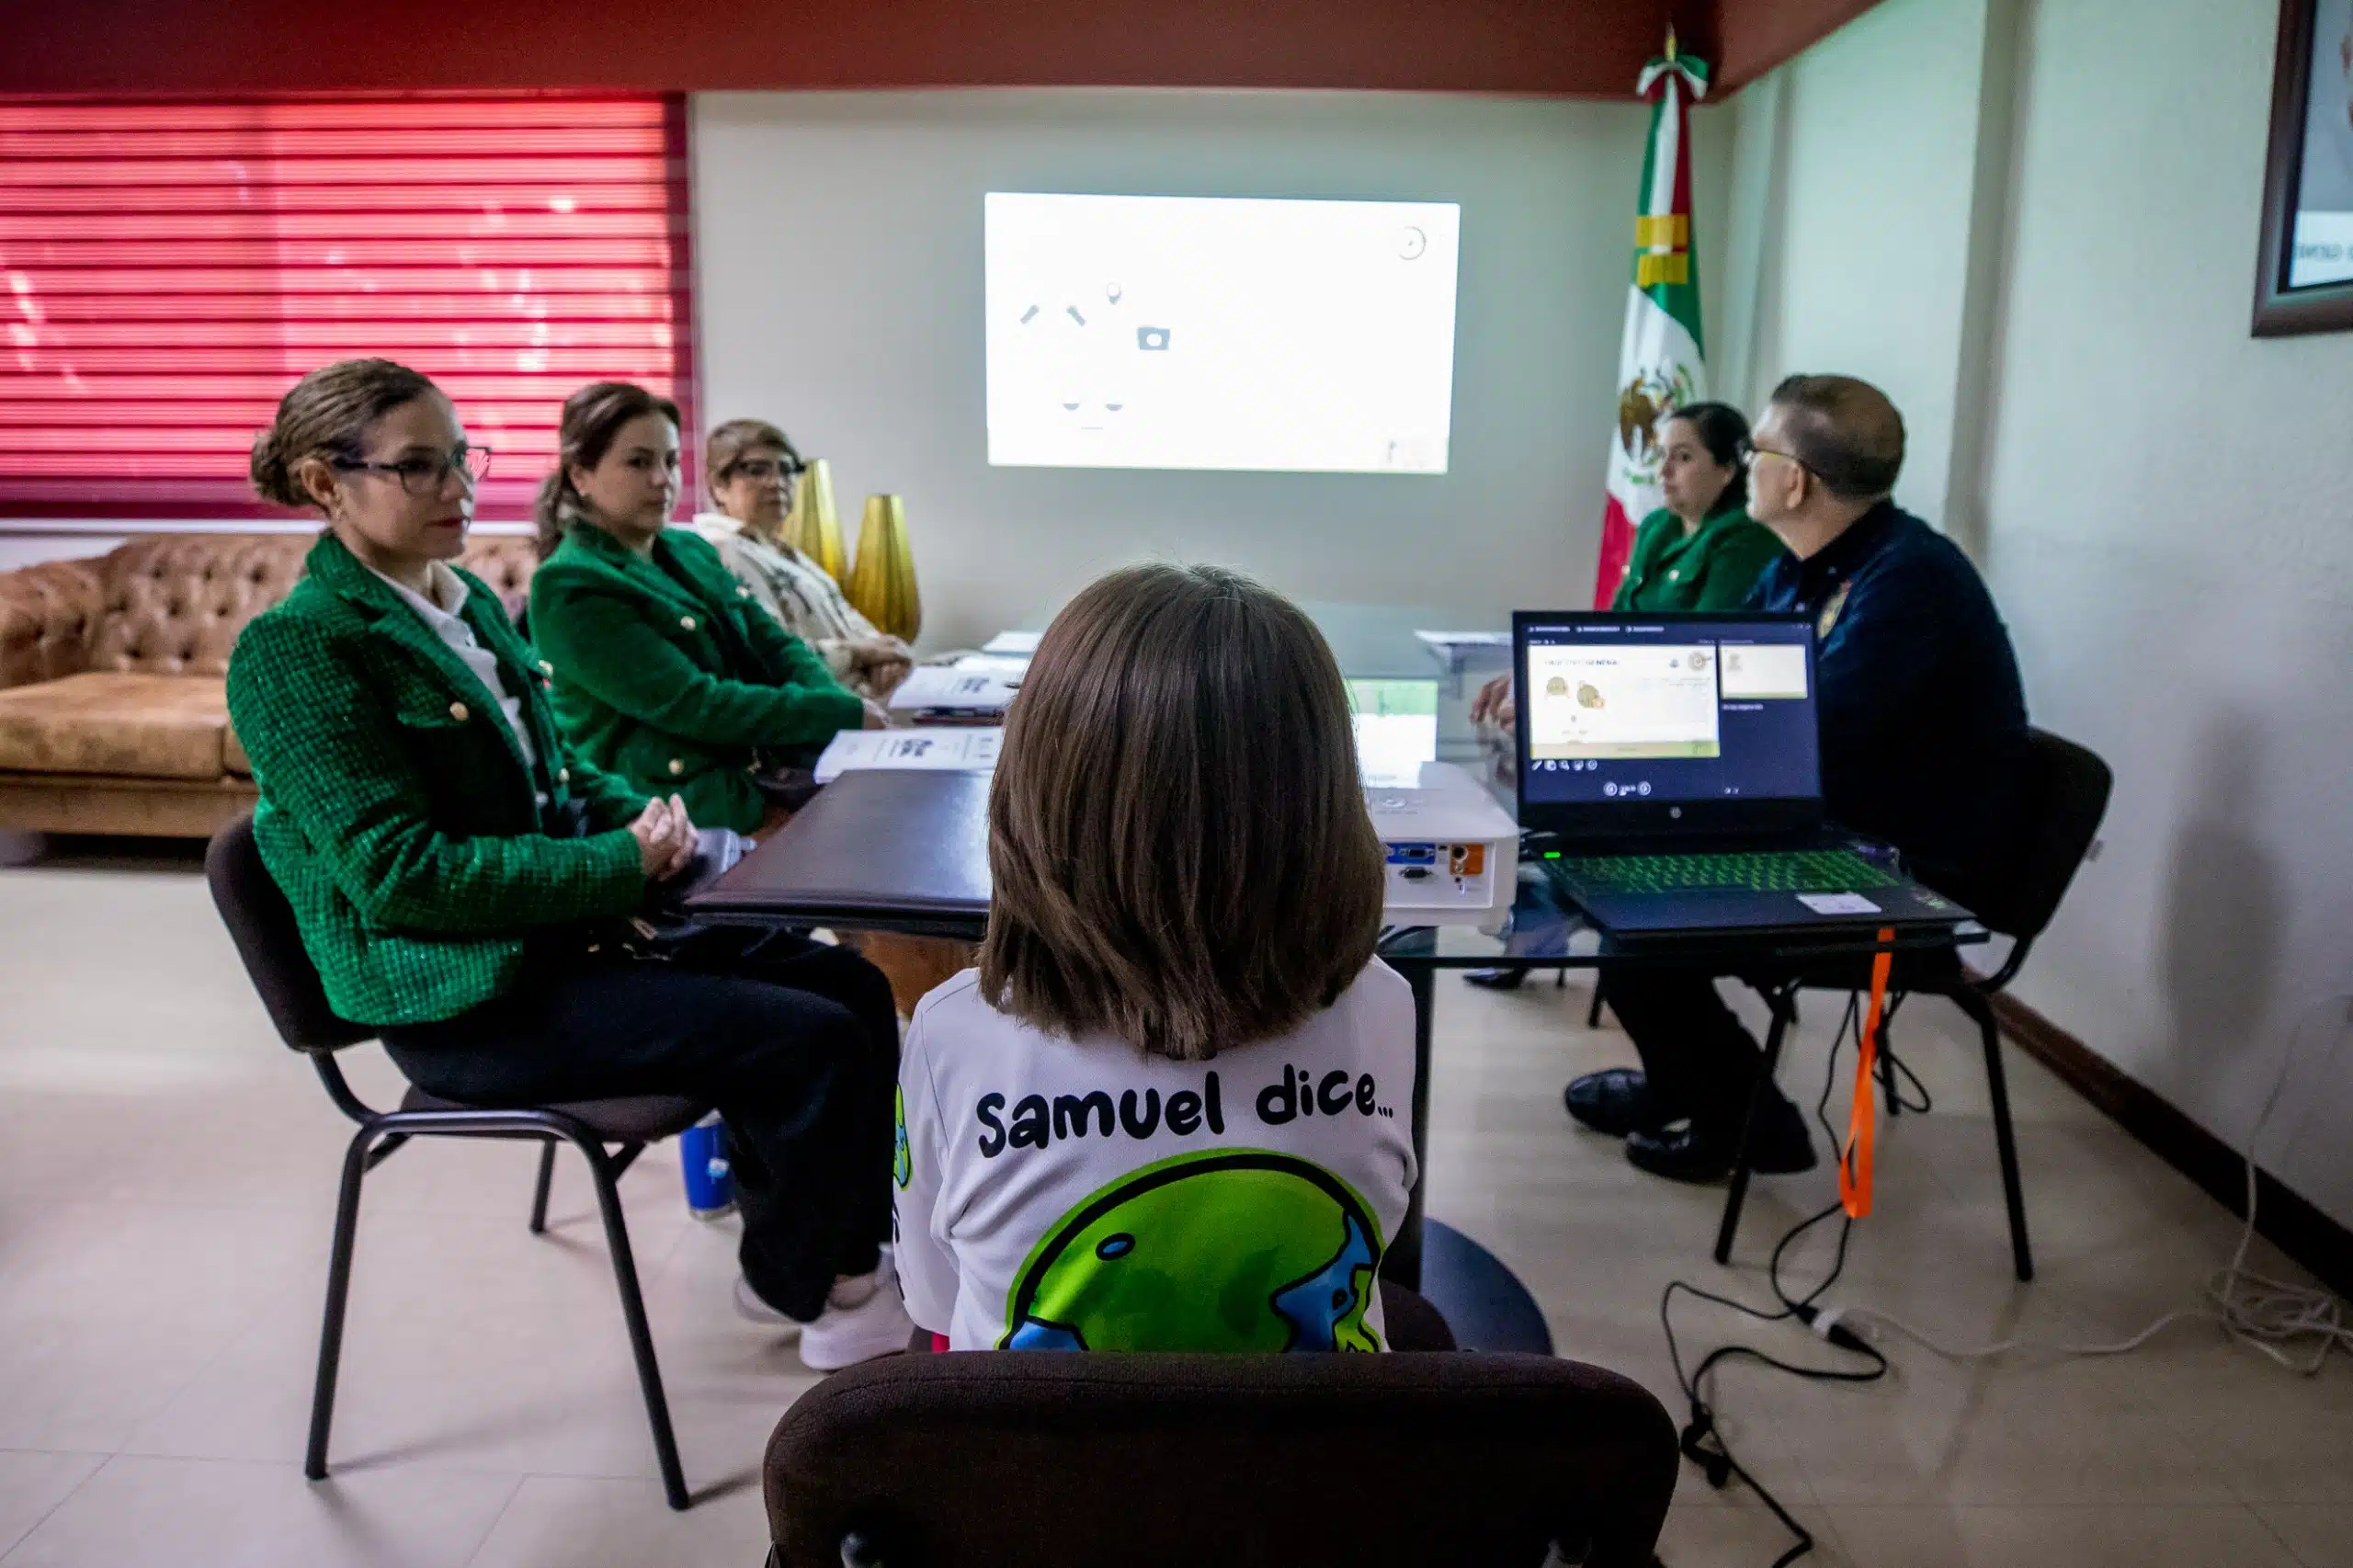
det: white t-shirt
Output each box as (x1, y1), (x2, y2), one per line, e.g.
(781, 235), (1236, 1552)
(894, 961), (1418, 1352)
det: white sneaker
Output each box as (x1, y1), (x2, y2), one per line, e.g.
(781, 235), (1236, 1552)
(733, 1251), (897, 1343)
(798, 1270), (915, 1371)
(733, 1277), (802, 1342)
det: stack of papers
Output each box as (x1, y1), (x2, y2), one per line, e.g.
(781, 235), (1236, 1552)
(982, 631), (1042, 655)
(814, 728), (1003, 783)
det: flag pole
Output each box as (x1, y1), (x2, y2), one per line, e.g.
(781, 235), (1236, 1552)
(1589, 28), (1711, 608)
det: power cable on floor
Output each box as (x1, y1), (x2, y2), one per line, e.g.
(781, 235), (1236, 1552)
(1657, 988), (2353, 1567)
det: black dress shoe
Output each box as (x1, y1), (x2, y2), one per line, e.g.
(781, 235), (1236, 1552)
(1463, 967), (1527, 991)
(1563, 1068), (1667, 1136)
(1624, 1098), (1818, 1185)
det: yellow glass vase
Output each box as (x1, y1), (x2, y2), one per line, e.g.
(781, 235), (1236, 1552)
(784, 457), (847, 583)
(845, 494), (922, 642)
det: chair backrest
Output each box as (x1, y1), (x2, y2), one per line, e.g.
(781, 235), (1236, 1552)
(1978, 727), (2112, 941)
(204, 815), (370, 1053)
(764, 1351), (1678, 1568)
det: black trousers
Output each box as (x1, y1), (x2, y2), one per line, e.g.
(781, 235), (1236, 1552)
(1603, 949), (1962, 1140)
(383, 927), (900, 1323)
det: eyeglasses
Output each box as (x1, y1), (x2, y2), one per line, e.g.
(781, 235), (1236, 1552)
(725, 457), (804, 483)
(1737, 439), (1810, 474)
(335, 446), (493, 495)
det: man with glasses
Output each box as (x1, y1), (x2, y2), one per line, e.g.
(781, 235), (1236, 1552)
(1553, 374), (2032, 1182)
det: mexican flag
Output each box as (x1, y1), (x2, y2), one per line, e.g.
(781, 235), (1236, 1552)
(1591, 40), (1711, 608)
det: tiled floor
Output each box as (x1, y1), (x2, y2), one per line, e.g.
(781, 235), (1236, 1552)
(2, 836), (2349, 1567)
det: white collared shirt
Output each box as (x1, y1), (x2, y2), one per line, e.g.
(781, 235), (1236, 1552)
(366, 561), (542, 780)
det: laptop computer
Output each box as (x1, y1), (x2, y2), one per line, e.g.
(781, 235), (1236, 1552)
(1511, 610), (1969, 939)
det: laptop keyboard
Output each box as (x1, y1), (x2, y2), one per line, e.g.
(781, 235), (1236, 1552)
(1548, 848), (1902, 895)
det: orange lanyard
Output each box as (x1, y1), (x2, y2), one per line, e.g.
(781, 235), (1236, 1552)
(1839, 928), (1895, 1219)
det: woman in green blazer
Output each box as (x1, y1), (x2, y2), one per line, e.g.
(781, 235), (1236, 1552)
(227, 359), (912, 1366)
(1611, 402), (1785, 613)
(1462, 402), (1785, 991)
(526, 382), (877, 835)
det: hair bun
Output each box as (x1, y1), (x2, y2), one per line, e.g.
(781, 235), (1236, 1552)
(248, 430), (300, 508)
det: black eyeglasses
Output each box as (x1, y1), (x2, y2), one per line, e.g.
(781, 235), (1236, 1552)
(335, 446), (493, 495)
(1737, 439), (1813, 475)
(725, 457), (805, 483)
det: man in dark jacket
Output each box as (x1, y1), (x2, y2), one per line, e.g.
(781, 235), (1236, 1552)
(1570, 374), (2031, 1182)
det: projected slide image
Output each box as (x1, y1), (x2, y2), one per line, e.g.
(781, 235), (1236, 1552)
(985, 193), (1461, 473)
(1528, 644), (1720, 760)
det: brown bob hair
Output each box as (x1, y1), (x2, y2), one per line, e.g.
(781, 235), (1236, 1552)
(978, 563), (1385, 1062)
(532, 380), (681, 558)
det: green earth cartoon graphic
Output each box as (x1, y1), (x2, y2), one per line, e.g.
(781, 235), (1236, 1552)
(892, 1086), (912, 1190)
(1000, 1149), (1385, 1352)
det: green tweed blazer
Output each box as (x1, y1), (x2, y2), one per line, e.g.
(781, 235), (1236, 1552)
(529, 521), (864, 833)
(225, 533), (652, 1028)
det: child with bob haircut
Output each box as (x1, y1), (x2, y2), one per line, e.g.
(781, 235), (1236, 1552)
(893, 563), (1418, 1351)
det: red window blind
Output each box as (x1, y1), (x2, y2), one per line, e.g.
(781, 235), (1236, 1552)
(0, 95), (695, 520)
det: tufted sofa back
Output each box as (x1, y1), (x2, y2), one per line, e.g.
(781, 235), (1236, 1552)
(90, 536), (310, 677)
(0, 532), (544, 687)
(0, 556), (108, 689)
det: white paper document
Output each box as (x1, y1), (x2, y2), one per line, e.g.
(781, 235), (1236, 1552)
(889, 665), (1022, 712)
(982, 631), (1043, 654)
(814, 728), (1004, 783)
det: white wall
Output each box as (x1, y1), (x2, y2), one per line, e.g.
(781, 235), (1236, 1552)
(1729, 0), (2353, 1227)
(1980, 0), (2353, 1223)
(1721, 0), (2002, 529)
(692, 89), (1731, 648)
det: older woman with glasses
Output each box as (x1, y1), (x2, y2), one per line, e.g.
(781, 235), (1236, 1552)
(688, 419), (914, 701)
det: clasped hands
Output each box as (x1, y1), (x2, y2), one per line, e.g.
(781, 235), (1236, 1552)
(629, 793), (700, 881)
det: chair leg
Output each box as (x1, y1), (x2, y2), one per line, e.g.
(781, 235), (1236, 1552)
(1714, 984), (1795, 1266)
(1879, 1016), (1901, 1119)
(306, 1124), (377, 1482)
(579, 1137), (690, 1509)
(1959, 989), (2033, 1282)
(528, 1140), (557, 1235)
(1586, 979), (1606, 1029)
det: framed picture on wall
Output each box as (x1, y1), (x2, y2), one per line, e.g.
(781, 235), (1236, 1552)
(2255, 0), (2353, 335)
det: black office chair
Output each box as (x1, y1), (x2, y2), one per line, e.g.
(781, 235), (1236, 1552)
(203, 816), (706, 1510)
(1716, 728), (2114, 1282)
(763, 1351), (1679, 1568)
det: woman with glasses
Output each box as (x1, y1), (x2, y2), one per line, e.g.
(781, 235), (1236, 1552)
(227, 359), (913, 1367)
(527, 384), (884, 837)
(689, 419), (914, 701)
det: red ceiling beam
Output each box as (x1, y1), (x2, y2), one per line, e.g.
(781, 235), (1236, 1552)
(0, 0), (1874, 103)
(1709, 0), (1887, 91)
(4, 0), (1658, 98)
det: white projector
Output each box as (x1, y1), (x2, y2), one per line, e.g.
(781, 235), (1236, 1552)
(1367, 761), (1520, 926)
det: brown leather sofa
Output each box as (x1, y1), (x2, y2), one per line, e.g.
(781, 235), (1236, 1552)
(0, 533), (539, 838)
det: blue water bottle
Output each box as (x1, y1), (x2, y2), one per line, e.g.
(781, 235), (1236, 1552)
(680, 1112), (735, 1220)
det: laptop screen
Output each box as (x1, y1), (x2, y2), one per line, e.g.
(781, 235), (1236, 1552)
(1513, 612), (1821, 836)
